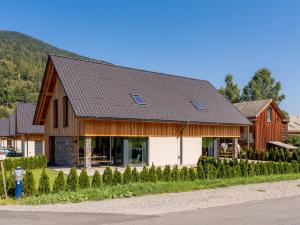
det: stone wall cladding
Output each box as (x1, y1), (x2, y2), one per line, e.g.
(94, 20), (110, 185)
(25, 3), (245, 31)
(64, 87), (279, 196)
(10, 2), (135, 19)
(54, 136), (77, 166)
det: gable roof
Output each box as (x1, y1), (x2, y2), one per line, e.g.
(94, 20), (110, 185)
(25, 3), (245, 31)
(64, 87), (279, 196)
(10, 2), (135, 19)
(234, 99), (285, 120)
(288, 115), (300, 133)
(9, 113), (16, 136)
(0, 118), (10, 137)
(34, 55), (251, 125)
(16, 103), (44, 134)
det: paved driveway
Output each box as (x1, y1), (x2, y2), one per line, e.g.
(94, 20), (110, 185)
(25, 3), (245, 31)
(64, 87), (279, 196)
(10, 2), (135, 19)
(1, 195), (300, 225)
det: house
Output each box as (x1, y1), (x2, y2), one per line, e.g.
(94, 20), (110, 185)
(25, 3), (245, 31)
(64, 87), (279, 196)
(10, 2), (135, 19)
(234, 99), (290, 154)
(0, 118), (11, 148)
(7, 103), (45, 156)
(288, 115), (300, 136)
(33, 55), (251, 168)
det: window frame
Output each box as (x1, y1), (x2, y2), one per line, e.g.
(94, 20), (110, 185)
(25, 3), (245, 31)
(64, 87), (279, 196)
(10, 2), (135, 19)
(53, 99), (58, 128)
(132, 94), (146, 105)
(63, 96), (69, 127)
(266, 106), (273, 122)
(191, 100), (205, 110)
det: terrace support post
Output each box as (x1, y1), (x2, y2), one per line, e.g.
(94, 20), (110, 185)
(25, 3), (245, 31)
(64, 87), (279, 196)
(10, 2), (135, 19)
(84, 137), (92, 169)
(247, 126), (250, 149)
(232, 138), (239, 159)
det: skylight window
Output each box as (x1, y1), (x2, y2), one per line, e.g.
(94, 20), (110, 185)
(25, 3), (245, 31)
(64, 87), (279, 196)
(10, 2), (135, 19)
(191, 101), (205, 110)
(132, 95), (146, 105)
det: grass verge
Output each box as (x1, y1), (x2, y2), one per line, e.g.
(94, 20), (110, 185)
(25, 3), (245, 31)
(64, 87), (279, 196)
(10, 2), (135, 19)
(22, 173), (300, 205)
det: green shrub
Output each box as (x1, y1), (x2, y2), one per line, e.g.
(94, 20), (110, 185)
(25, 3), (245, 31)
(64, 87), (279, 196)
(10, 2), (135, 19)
(278, 162), (284, 174)
(140, 165), (148, 182)
(206, 164), (217, 179)
(148, 164), (157, 183)
(79, 169), (90, 189)
(66, 167), (78, 191)
(272, 163), (279, 174)
(123, 165), (132, 184)
(254, 163), (260, 176)
(6, 173), (15, 197)
(180, 166), (189, 181)
(113, 168), (122, 185)
(91, 171), (102, 188)
(248, 163), (255, 177)
(156, 167), (163, 181)
(131, 167), (140, 182)
(217, 163), (226, 178)
(188, 167), (196, 181)
(53, 171), (65, 193)
(103, 166), (113, 185)
(23, 170), (36, 196)
(163, 165), (171, 181)
(225, 165), (233, 178)
(3, 155), (47, 171)
(291, 161), (299, 173)
(197, 164), (205, 179)
(171, 165), (180, 182)
(38, 169), (50, 194)
(0, 174), (4, 197)
(233, 165), (241, 177)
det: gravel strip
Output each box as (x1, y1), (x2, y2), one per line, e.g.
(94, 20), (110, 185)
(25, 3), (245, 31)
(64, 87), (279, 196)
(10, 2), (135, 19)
(1, 179), (300, 215)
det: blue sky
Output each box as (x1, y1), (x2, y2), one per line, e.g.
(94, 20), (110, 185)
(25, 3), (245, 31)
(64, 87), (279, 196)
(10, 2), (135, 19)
(1, 0), (300, 114)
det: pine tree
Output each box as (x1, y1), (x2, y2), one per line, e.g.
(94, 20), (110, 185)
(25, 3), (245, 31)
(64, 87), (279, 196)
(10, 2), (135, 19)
(53, 171), (65, 193)
(197, 164), (205, 179)
(171, 165), (180, 182)
(163, 165), (171, 181)
(66, 167), (78, 191)
(23, 170), (36, 196)
(91, 170), (102, 188)
(38, 169), (50, 194)
(79, 169), (90, 189)
(131, 167), (140, 182)
(103, 166), (113, 185)
(188, 168), (196, 181)
(113, 168), (122, 185)
(148, 164), (157, 182)
(139, 165), (148, 182)
(156, 167), (163, 181)
(180, 167), (189, 181)
(123, 165), (132, 184)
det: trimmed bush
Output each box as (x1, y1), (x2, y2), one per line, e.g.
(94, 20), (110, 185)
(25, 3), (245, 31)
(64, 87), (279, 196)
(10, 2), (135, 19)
(3, 155), (47, 172)
(254, 163), (260, 176)
(23, 170), (36, 196)
(79, 169), (90, 189)
(123, 166), (132, 184)
(103, 166), (113, 185)
(113, 168), (122, 185)
(197, 164), (205, 179)
(217, 163), (226, 178)
(225, 165), (233, 178)
(38, 169), (50, 194)
(91, 171), (102, 188)
(206, 164), (217, 179)
(53, 171), (65, 193)
(248, 163), (255, 177)
(66, 167), (78, 191)
(148, 164), (157, 183)
(163, 165), (171, 182)
(0, 174), (4, 197)
(140, 165), (149, 182)
(156, 167), (163, 181)
(188, 167), (196, 181)
(171, 165), (180, 182)
(180, 166), (189, 181)
(132, 167), (140, 182)
(291, 160), (299, 173)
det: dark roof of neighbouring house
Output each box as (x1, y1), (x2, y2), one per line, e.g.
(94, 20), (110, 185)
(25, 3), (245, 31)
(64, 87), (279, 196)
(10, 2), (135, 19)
(42, 55), (251, 125)
(9, 113), (15, 136)
(16, 103), (44, 134)
(234, 99), (274, 119)
(0, 118), (10, 137)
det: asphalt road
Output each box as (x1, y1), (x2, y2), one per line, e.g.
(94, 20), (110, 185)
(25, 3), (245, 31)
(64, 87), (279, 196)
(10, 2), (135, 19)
(1, 195), (300, 225)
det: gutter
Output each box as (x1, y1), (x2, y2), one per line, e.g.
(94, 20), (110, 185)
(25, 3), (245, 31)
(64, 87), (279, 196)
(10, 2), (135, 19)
(179, 122), (189, 165)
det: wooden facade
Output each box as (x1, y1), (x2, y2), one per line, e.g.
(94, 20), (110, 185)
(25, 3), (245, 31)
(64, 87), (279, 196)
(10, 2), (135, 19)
(240, 101), (286, 152)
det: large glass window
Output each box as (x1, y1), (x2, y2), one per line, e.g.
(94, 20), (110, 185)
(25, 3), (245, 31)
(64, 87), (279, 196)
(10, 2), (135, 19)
(202, 138), (215, 157)
(127, 137), (147, 165)
(267, 107), (273, 122)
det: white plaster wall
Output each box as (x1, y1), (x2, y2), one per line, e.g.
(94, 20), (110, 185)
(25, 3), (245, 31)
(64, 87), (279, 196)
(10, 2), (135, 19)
(182, 137), (202, 165)
(148, 137), (180, 166)
(0, 140), (7, 148)
(14, 140), (22, 152)
(21, 141), (35, 157)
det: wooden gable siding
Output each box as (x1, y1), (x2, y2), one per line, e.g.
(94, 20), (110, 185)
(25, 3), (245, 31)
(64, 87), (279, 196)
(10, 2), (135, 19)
(45, 77), (78, 137)
(79, 119), (240, 137)
(255, 104), (283, 151)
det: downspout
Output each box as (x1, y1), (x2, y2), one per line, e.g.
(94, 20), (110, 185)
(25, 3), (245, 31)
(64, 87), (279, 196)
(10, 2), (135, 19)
(180, 122), (189, 165)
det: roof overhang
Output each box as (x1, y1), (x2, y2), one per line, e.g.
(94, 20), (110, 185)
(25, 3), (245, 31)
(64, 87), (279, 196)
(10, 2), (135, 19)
(267, 141), (298, 150)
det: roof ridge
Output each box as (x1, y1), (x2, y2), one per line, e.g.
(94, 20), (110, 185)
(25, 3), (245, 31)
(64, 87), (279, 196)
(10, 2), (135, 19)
(234, 99), (273, 105)
(49, 54), (210, 84)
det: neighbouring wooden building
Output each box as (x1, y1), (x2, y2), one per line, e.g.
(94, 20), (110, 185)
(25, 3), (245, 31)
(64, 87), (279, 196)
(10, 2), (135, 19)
(0, 118), (11, 148)
(234, 99), (290, 153)
(33, 55), (251, 168)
